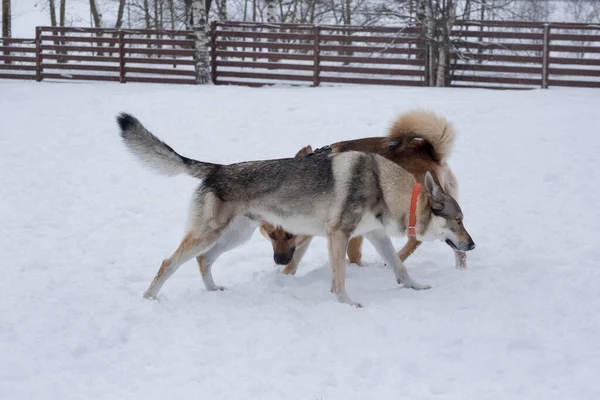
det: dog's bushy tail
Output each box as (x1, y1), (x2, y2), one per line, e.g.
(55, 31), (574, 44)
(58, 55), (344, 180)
(117, 113), (217, 179)
(388, 109), (456, 162)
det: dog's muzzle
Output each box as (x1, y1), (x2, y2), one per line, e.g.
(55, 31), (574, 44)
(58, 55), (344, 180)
(274, 253), (293, 265)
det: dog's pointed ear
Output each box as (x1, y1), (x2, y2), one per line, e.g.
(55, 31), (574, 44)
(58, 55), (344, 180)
(424, 171), (444, 206)
(295, 145), (313, 158)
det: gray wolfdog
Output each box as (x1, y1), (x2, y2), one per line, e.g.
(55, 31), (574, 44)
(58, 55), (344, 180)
(117, 113), (475, 307)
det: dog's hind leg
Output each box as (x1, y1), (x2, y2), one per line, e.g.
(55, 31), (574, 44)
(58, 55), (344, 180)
(196, 216), (257, 291)
(397, 236), (422, 262)
(143, 226), (227, 299)
(346, 236), (363, 266)
(364, 230), (431, 291)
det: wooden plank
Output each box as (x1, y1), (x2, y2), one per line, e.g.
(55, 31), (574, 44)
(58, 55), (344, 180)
(40, 26), (194, 37)
(215, 21), (421, 34)
(319, 34), (418, 44)
(549, 57), (600, 66)
(216, 60), (314, 71)
(320, 44), (421, 55)
(215, 30), (313, 41)
(457, 42), (542, 51)
(124, 47), (195, 56)
(123, 37), (195, 47)
(126, 76), (196, 84)
(125, 66), (196, 76)
(42, 44), (112, 52)
(42, 54), (119, 62)
(550, 33), (600, 42)
(215, 40), (313, 51)
(455, 20), (545, 28)
(0, 46), (37, 53)
(548, 79), (600, 88)
(320, 75), (423, 86)
(215, 50), (314, 61)
(125, 57), (195, 65)
(218, 70), (313, 82)
(0, 64), (36, 71)
(320, 54), (424, 66)
(215, 79), (268, 87)
(451, 52), (542, 64)
(42, 72), (120, 81)
(42, 63), (120, 72)
(0, 73), (36, 80)
(320, 64), (423, 76)
(453, 64), (541, 74)
(452, 75), (541, 85)
(549, 45), (600, 53)
(548, 67), (600, 77)
(0, 55), (35, 62)
(41, 35), (118, 44)
(451, 83), (534, 90)
(0, 38), (35, 44)
(451, 30), (543, 40)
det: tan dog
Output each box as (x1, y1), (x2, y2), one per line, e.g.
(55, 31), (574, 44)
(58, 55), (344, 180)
(262, 109), (466, 274)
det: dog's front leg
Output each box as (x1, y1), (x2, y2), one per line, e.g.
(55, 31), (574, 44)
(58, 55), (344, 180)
(364, 230), (431, 291)
(454, 250), (468, 270)
(327, 230), (361, 307)
(397, 236), (422, 262)
(281, 236), (313, 275)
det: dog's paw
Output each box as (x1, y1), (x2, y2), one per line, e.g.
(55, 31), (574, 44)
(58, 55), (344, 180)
(207, 285), (226, 292)
(280, 266), (298, 275)
(399, 279), (431, 291)
(352, 302), (364, 308)
(143, 290), (158, 300)
(455, 263), (467, 271)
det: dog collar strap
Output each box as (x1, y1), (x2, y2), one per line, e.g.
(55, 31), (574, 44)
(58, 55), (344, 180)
(408, 183), (421, 237)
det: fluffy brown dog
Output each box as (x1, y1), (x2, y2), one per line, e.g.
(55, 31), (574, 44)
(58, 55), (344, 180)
(261, 109), (467, 274)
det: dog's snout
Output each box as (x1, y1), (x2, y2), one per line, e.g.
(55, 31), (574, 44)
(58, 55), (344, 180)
(467, 241), (476, 251)
(274, 253), (292, 265)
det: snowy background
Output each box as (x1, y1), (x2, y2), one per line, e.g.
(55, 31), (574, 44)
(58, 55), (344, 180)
(1, 80), (599, 399)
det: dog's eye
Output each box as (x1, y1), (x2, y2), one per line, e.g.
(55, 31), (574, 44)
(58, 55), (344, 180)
(269, 232), (277, 240)
(283, 233), (293, 241)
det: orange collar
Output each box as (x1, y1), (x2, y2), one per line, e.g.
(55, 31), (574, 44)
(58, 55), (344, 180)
(408, 183), (421, 237)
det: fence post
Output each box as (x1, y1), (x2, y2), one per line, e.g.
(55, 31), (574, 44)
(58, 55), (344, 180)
(118, 31), (126, 83)
(542, 23), (550, 89)
(313, 26), (321, 87)
(35, 27), (43, 82)
(211, 21), (218, 85)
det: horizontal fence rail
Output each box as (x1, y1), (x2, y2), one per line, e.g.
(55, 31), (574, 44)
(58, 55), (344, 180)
(1, 21), (600, 89)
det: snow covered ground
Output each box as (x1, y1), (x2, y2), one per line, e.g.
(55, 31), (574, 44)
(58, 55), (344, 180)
(1, 81), (599, 399)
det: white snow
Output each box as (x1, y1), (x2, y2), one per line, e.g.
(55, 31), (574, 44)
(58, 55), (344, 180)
(1, 81), (599, 399)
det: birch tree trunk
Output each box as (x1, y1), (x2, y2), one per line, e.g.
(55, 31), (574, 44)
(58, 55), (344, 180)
(49, 0), (57, 26)
(218, 0), (227, 20)
(1, 0), (10, 38)
(2, 0), (11, 64)
(424, 0), (436, 86)
(192, 0), (210, 84)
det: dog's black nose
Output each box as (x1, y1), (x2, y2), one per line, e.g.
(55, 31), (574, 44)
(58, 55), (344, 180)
(467, 241), (476, 251)
(274, 253), (292, 265)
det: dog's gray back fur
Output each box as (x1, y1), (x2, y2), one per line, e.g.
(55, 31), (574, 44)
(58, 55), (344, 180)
(118, 113), (397, 237)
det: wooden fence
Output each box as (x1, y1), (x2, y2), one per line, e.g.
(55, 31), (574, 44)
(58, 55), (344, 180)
(1, 21), (600, 89)
(451, 21), (600, 89)
(0, 27), (195, 84)
(212, 20), (600, 89)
